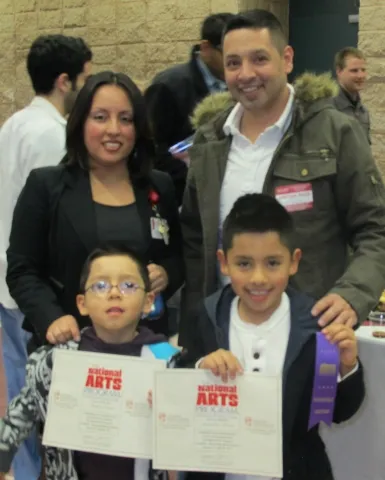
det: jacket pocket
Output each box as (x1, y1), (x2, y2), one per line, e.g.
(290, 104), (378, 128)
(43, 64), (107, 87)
(272, 151), (337, 214)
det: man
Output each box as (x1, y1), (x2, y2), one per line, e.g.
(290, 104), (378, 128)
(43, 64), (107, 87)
(333, 47), (370, 142)
(179, 9), (385, 348)
(0, 34), (92, 480)
(145, 13), (233, 205)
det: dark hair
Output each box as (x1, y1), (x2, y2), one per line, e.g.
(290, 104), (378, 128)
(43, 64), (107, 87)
(335, 47), (365, 70)
(201, 13), (234, 48)
(79, 245), (151, 293)
(223, 9), (287, 53)
(27, 35), (92, 95)
(222, 194), (295, 254)
(63, 71), (154, 181)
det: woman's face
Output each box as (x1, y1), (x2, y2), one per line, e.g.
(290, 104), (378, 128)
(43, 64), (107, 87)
(84, 84), (136, 168)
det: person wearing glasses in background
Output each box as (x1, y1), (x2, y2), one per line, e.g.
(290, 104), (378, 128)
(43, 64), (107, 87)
(145, 13), (234, 205)
(6, 71), (184, 352)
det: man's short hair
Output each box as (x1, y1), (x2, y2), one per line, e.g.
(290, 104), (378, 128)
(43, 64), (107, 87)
(223, 9), (287, 53)
(201, 13), (234, 49)
(335, 47), (366, 70)
(27, 34), (92, 95)
(222, 194), (295, 254)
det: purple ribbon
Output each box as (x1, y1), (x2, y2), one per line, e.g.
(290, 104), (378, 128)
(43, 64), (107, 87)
(308, 332), (339, 430)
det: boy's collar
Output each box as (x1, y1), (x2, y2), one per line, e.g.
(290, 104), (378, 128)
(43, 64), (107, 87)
(207, 284), (319, 339)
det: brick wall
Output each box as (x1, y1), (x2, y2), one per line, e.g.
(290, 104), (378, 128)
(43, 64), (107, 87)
(359, 0), (385, 175)
(0, 0), (288, 126)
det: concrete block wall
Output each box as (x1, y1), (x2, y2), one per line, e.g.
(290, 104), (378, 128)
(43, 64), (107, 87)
(359, 0), (385, 174)
(0, 0), (288, 126)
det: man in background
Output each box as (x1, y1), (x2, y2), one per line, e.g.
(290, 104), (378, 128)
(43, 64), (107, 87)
(0, 34), (92, 480)
(333, 47), (371, 142)
(146, 13), (233, 205)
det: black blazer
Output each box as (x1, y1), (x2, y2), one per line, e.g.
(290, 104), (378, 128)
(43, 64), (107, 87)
(182, 286), (365, 480)
(145, 46), (210, 205)
(6, 165), (184, 344)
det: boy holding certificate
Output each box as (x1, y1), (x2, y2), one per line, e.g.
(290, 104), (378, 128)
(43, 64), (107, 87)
(0, 246), (179, 480)
(184, 194), (364, 480)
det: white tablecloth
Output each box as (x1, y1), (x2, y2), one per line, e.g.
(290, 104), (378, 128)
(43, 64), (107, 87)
(321, 326), (385, 480)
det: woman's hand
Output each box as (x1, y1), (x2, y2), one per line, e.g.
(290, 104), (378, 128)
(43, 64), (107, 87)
(147, 264), (168, 294)
(46, 315), (80, 344)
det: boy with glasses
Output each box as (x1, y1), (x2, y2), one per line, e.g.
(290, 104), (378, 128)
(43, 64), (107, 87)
(0, 246), (178, 480)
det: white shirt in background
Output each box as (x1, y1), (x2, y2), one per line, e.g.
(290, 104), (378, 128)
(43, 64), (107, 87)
(0, 96), (66, 308)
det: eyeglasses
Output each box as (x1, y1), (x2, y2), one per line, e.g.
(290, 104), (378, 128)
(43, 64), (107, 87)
(85, 280), (145, 297)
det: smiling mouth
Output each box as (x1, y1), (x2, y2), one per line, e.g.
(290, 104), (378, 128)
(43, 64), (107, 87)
(103, 142), (122, 151)
(239, 85), (263, 94)
(245, 289), (271, 302)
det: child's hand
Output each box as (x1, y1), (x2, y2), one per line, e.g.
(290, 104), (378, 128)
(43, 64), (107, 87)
(46, 315), (80, 344)
(199, 349), (243, 382)
(322, 324), (358, 377)
(147, 390), (152, 408)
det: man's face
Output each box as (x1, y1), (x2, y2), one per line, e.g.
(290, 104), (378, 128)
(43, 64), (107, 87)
(223, 28), (293, 113)
(64, 60), (92, 115)
(200, 40), (225, 80)
(337, 55), (367, 95)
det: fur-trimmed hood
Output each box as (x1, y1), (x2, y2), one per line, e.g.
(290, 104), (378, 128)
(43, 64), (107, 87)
(190, 72), (339, 129)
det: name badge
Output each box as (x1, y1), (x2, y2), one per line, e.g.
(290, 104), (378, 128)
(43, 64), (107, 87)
(151, 217), (169, 245)
(275, 183), (313, 212)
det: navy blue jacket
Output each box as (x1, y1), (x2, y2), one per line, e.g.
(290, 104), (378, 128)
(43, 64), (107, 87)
(183, 286), (365, 480)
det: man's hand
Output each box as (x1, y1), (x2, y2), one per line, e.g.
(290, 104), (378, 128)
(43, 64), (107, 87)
(46, 315), (80, 344)
(199, 349), (243, 382)
(147, 264), (169, 294)
(322, 323), (358, 377)
(312, 293), (358, 328)
(171, 150), (190, 167)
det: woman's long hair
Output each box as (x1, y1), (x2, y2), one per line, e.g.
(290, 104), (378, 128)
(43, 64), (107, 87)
(62, 71), (154, 182)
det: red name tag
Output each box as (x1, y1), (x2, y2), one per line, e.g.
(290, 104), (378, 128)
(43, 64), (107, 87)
(275, 183), (314, 212)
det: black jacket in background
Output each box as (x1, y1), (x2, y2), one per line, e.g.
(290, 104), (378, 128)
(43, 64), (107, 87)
(183, 286), (365, 480)
(145, 46), (210, 205)
(6, 165), (184, 344)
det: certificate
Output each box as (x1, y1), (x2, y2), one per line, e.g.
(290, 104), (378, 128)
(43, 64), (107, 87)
(43, 348), (166, 458)
(153, 369), (283, 477)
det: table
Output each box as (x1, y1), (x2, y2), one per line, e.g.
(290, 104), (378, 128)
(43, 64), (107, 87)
(321, 326), (385, 480)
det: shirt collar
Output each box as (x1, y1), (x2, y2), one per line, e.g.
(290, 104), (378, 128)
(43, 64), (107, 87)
(232, 292), (290, 334)
(196, 52), (227, 93)
(29, 96), (67, 126)
(223, 84), (295, 136)
(338, 86), (362, 108)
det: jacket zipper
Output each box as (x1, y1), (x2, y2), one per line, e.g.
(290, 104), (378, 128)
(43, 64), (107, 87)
(262, 130), (294, 194)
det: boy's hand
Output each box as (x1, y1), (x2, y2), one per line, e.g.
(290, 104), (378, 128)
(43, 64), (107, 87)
(199, 349), (243, 382)
(46, 315), (80, 344)
(322, 324), (358, 377)
(147, 390), (152, 408)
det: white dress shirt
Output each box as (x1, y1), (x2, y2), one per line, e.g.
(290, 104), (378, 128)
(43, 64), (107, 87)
(227, 293), (291, 480)
(0, 97), (66, 308)
(218, 85), (294, 285)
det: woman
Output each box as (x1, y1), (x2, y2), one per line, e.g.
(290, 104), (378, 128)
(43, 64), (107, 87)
(6, 71), (184, 347)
